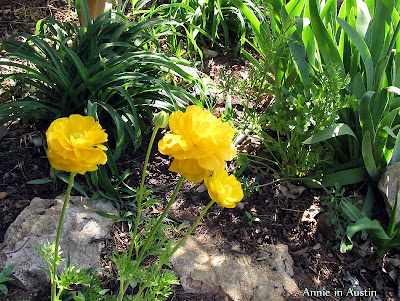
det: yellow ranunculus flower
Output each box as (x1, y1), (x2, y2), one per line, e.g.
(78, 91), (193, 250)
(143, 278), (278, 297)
(158, 106), (236, 182)
(46, 114), (108, 175)
(204, 170), (243, 208)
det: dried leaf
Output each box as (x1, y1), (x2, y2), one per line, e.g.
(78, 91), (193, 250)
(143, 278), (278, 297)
(279, 182), (306, 199)
(293, 248), (309, 256)
(301, 204), (322, 223)
(196, 183), (207, 193)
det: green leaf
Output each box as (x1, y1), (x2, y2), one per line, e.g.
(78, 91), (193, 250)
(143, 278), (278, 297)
(352, 72), (367, 99)
(289, 22), (309, 82)
(97, 165), (119, 197)
(286, 0), (306, 18)
(57, 173), (88, 197)
(387, 193), (399, 237)
(388, 130), (400, 165)
(0, 284), (8, 295)
(355, 0), (371, 38)
(231, 0), (261, 39)
(388, 85), (400, 95)
(347, 217), (390, 240)
(0, 264), (15, 278)
(369, 0), (395, 66)
(370, 88), (389, 128)
(361, 131), (379, 181)
(96, 211), (126, 222)
(303, 123), (357, 144)
(27, 178), (54, 185)
(76, 0), (91, 27)
(374, 107), (400, 166)
(302, 167), (366, 188)
(95, 102), (126, 161)
(359, 91), (375, 137)
(362, 183), (374, 218)
(309, 0), (345, 79)
(337, 17), (374, 90)
(341, 199), (364, 222)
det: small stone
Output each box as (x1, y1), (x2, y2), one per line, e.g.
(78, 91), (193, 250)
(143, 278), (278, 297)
(378, 163), (400, 222)
(0, 195), (118, 293)
(32, 137), (42, 147)
(170, 237), (299, 301)
(6, 186), (16, 194)
(312, 243), (321, 250)
(203, 48), (218, 59)
(236, 202), (245, 210)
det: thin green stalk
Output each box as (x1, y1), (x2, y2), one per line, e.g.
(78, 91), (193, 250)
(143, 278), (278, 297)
(119, 175), (184, 298)
(117, 279), (125, 301)
(168, 200), (215, 257)
(118, 127), (160, 301)
(132, 200), (215, 301)
(137, 175), (185, 263)
(51, 172), (76, 301)
(55, 288), (64, 301)
(117, 0), (122, 20)
(129, 127), (159, 259)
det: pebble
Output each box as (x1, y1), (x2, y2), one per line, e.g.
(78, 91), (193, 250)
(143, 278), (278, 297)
(312, 243), (321, 250)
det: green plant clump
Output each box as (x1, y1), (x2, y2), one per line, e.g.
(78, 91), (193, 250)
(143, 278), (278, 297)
(2, 0), (212, 202)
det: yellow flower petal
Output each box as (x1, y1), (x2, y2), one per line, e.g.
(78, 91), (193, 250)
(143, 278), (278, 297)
(169, 159), (210, 183)
(158, 106), (236, 182)
(204, 170), (243, 208)
(46, 114), (108, 175)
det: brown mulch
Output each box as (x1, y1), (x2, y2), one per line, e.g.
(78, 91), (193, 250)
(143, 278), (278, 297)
(0, 1), (399, 301)
(0, 0), (77, 40)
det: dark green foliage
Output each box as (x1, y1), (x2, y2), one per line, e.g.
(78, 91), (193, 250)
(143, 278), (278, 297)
(0, 5), (207, 150)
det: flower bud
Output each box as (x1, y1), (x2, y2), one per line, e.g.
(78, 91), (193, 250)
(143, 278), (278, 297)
(153, 111), (169, 129)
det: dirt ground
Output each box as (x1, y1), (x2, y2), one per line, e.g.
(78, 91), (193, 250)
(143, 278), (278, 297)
(0, 1), (399, 300)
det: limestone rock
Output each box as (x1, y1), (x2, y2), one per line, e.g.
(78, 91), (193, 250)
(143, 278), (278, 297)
(378, 163), (400, 222)
(169, 237), (299, 301)
(0, 195), (117, 293)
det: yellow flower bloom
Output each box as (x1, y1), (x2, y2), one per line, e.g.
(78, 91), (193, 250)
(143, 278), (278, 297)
(46, 114), (108, 175)
(204, 170), (243, 208)
(158, 106), (236, 182)
(169, 158), (209, 183)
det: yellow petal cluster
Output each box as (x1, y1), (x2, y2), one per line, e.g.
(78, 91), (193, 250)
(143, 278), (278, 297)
(46, 114), (108, 175)
(158, 106), (237, 182)
(204, 170), (244, 208)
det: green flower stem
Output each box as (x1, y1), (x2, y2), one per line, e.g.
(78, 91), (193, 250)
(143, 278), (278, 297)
(136, 174), (185, 264)
(118, 175), (184, 299)
(168, 200), (214, 257)
(117, 127), (160, 301)
(116, 279), (125, 301)
(51, 172), (76, 301)
(132, 200), (215, 301)
(129, 126), (160, 259)
(55, 288), (64, 301)
(116, 0), (122, 20)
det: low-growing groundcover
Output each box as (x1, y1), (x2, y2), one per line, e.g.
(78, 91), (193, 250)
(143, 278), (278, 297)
(0, 1), (399, 301)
